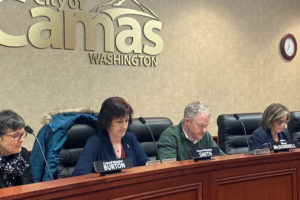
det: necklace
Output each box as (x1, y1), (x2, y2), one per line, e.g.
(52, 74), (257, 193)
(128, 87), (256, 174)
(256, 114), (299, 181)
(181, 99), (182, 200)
(113, 144), (122, 155)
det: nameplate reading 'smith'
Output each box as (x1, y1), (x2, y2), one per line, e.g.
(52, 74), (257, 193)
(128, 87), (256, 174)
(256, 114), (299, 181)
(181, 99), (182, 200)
(189, 149), (213, 161)
(189, 147), (220, 161)
(93, 158), (133, 175)
(271, 140), (296, 152)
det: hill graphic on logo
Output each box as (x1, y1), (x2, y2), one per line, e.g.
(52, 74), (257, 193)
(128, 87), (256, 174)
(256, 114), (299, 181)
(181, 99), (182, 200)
(0, 0), (25, 3)
(91, 0), (159, 20)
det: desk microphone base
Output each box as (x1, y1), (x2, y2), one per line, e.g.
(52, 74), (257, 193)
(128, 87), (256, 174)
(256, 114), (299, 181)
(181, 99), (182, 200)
(248, 148), (270, 155)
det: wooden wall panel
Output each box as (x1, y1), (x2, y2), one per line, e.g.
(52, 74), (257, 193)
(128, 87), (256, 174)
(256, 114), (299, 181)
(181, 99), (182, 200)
(215, 171), (295, 200)
(1, 149), (300, 200)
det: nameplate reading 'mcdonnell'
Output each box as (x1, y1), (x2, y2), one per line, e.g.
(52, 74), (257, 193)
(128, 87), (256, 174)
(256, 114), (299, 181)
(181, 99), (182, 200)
(93, 158), (133, 176)
(271, 140), (296, 152)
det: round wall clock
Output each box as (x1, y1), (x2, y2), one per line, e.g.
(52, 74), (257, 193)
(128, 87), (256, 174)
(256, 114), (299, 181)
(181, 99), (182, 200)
(280, 34), (297, 60)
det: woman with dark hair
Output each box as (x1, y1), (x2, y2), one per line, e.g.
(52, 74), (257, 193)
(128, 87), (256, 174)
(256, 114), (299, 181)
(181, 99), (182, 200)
(0, 110), (33, 188)
(73, 97), (149, 176)
(249, 103), (292, 150)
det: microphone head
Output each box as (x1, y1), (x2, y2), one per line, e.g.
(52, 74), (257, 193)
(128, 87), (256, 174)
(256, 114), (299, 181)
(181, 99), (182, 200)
(138, 117), (146, 124)
(24, 125), (34, 134)
(233, 114), (240, 120)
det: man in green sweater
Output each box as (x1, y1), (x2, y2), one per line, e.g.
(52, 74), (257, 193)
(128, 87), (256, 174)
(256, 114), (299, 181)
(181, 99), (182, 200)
(157, 101), (225, 161)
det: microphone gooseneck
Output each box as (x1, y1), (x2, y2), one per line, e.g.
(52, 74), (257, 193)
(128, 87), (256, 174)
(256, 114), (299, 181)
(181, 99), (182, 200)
(233, 114), (250, 152)
(25, 125), (54, 181)
(138, 117), (162, 163)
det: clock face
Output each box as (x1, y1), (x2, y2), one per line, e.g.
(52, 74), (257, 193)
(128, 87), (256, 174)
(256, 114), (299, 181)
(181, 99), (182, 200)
(284, 38), (295, 56)
(281, 34), (297, 60)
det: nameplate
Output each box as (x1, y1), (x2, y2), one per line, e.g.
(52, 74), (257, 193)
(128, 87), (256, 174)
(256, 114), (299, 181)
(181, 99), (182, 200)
(93, 158), (133, 176)
(271, 140), (296, 152)
(189, 147), (220, 161)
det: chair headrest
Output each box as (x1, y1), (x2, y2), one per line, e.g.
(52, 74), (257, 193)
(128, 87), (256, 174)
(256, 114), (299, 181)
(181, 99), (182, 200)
(63, 123), (98, 149)
(128, 117), (173, 142)
(217, 113), (262, 136)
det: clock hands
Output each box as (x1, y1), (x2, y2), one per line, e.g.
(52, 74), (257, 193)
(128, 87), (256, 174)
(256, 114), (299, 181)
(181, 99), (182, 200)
(286, 42), (290, 52)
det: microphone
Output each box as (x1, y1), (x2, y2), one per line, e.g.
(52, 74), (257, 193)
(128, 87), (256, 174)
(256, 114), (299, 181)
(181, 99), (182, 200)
(25, 126), (54, 181)
(138, 117), (162, 163)
(233, 114), (240, 120)
(24, 126), (34, 135)
(233, 114), (250, 152)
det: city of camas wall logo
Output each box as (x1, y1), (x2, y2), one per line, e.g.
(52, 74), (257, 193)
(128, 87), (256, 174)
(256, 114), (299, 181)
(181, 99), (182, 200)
(0, 0), (163, 67)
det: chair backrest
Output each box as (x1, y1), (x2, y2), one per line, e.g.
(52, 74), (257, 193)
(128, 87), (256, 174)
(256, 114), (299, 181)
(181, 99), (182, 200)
(217, 113), (262, 154)
(288, 111), (300, 142)
(128, 117), (173, 160)
(57, 123), (97, 178)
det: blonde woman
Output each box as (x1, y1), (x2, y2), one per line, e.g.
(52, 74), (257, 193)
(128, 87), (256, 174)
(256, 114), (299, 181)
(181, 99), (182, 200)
(249, 103), (292, 150)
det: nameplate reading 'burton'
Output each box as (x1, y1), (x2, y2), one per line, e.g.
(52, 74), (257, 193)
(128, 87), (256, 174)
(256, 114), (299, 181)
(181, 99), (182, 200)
(93, 158), (133, 175)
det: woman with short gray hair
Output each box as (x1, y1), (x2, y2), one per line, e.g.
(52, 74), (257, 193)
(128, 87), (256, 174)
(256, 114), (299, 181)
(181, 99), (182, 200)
(0, 110), (33, 188)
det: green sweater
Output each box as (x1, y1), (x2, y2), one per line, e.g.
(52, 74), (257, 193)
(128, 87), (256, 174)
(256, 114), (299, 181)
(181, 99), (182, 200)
(157, 122), (225, 161)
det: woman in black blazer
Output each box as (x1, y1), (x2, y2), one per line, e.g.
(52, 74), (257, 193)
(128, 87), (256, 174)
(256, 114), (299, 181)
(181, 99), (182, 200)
(249, 103), (291, 150)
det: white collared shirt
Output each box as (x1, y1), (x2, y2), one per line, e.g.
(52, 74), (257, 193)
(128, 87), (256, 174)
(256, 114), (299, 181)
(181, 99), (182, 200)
(182, 121), (199, 144)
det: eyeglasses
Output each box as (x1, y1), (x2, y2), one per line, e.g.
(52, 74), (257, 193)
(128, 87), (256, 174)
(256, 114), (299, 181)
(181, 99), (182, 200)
(275, 120), (288, 125)
(8, 131), (28, 141)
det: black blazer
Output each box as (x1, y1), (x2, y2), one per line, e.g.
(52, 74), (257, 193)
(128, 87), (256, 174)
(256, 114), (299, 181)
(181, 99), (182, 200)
(249, 126), (292, 150)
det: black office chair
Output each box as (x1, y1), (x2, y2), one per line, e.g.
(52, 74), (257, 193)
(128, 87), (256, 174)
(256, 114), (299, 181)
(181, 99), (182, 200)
(128, 117), (173, 160)
(288, 111), (300, 143)
(57, 123), (98, 178)
(217, 113), (262, 154)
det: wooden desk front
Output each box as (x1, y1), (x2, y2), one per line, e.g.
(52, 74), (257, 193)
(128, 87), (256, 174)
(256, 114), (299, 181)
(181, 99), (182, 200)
(1, 149), (300, 200)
